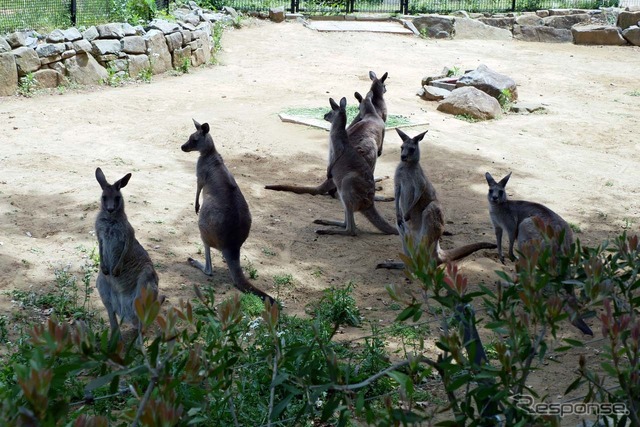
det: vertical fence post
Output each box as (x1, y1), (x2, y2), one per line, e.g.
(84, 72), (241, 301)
(70, 0), (77, 26)
(511, 0), (516, 12)
(291, 0), (297, 12)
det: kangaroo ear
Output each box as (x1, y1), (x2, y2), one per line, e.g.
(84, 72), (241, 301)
(192, 118), (201, 130)
(380, 72), (388, 83)
(115, 173), (132, 190)
(329, 97), (338, 110)
(340, 97), (347, 110)
(369, 70), (377, 81)
(95, 167), (108, 189)
(498, 172), (512, 187)
(395, 128), (410, 142)
(354, 91), (363, 103)
(201, 123), (210, 134)
(414, 130), (428, 143)
(485, 172), (496, 185)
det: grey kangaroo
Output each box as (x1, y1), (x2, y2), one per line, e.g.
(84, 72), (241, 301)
(313, 97), (397, 236)
(485, 171), (592, 335)
(182, 119), (274, 304)
(377, 129), (496, 269)
(265, 70), (389, 197)
(94, 168), (161, 337)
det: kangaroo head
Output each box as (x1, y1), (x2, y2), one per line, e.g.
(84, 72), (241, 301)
(182, 119), (214, 154)
(95, 167), (131, 214)
(369, 71), (388, 96)
(485, 172), (512, 204)
(396, 128), (427, 163)
(324, 97), (347, 124)
(356, 92), (378, 119)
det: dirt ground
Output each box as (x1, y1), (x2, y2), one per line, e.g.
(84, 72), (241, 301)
(1, 19), (639, 424)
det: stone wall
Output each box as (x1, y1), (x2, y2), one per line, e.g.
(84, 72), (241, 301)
(0, 3), (236, 96)
(405, 6), (640, 46)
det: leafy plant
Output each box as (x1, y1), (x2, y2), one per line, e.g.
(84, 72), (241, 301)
(176, 57), (191, 74)
(18, 73), (38, 97)
(137, 66), (153, 83)
(498, 88), (514, 111)
(308, 281), (361, 328)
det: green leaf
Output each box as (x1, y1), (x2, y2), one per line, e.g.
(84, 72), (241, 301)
(396, 305), (421, 322)
(564, 377), (582, 395)
(562, 338), (584, 347)
(271, 393), (294, 420)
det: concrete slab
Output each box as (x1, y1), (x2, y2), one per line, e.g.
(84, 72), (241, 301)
(305, 20), (413, 34)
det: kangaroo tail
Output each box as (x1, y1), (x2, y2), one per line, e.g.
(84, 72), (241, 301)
(438, 241), (497, 264)
(361, 206), (398, 235)
(222, 248), (275, 305)
(265, 179), (335, 196)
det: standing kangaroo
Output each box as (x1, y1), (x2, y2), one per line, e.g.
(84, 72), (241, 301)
(377, 129), (496, 269)
(485, 172), (592, 335)
(94, 168), (161, 337)
(265, 70), (389, 197)
(313, 97), (397, 236)
(182, 119), (274, 304)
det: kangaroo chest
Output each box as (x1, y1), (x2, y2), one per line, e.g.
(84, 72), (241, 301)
(97, 218), (129, 270)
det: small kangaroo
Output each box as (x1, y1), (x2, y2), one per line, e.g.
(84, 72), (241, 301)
(313, 97), (397, 236)
(485, 172), (591, 335)
(265, 70), (389, 198)
(377, 129), (496, 269)
(485, 171), (573, 264)
(94, 168), (161, 337)
(182, 119), (274, 304)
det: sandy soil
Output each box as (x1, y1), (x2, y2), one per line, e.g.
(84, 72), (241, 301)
(1, 19), (639, 424)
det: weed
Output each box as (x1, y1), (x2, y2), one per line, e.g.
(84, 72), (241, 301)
(446, 65), (462, 77)
(308, 281), (361, 327)
(176, 57), (190, 74)
(105, 65), (129, 87)
(311, 267), (323, 278)
(262, 247), (276, 256)
(622, 217), (635, 230)
(18, 73), (38, 97)
(243, 257), (258, 279)
(137, 66), (153, 83)
(498, 88), (514, 111)
(626, 89), (640, 97)
(272, 273), (293, 287)
(0, 315), (8, 343)
(605, 180), (614, 187)
(455, 114), (480, 123)
(569, 222), (582, 233)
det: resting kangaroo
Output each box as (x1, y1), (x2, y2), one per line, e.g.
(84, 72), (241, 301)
(182, 119), (274, 304)
(94, 168), (161, 337)
(485, 171), (592, 335)
(377, 129), (496, 269)
(313, 97), (397, 236)
(265, 70), (389, 198)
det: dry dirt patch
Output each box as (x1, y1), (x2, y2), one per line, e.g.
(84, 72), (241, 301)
(1, 19), (639, 422)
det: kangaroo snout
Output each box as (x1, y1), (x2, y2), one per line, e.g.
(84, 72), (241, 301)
(181, 142), (191, 152)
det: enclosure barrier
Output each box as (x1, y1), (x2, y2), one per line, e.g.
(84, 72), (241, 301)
(0, 0), (621, 33)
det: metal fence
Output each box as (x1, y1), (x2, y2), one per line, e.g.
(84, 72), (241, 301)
(0, 0), (622, 34)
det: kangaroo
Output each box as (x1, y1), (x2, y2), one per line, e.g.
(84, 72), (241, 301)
(313, 97), (397, 236)
(94, 168), (161, 337)
(377, 129), (496, 269)
(485, 172), (592, 335)
(265, 70), (389, 198)
(182, 119), (274, 304)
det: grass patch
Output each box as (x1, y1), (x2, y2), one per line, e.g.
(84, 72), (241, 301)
(281, 105), (412, 128)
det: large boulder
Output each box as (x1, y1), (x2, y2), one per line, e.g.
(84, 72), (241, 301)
(63, 28), (83, 41)
(82, 26), (99, 42)
(437, 86), (502, 120)
(47, 29), (65, 43)
(121, 36), (146, 54)
(543, 14), (590, 29)
(572, 25), (627, 45)
(97, 23), (125, 39)
(165, 32), (183, 52)
(12, 47), (41, 76)
(172, 46), (192, 68)
(454, 18), (512, 39)
(515, 14), (544, 26)
(92, 39), (122, 56)
(622, 25), (640, 46)
(148, 19), (180, 34)
(513, 25), (573, 43)
(192, 30), (212, 63)
(0, 53), (18, 96)
(64, 53), (109, 85)
(0, 37), (11, 53)
(412, 15), (455, 38)
(72, 39), (93, 53)
(418, 85), (451, 101)
(35, 43), (66, 58)
(144, 29), (172, 74)
(477, 17), (516, 30)
(33, 69), (64, 88)
(455, 64), (518, 101)
(617, 11), (640, 30)
(128, 54), (150, 78)
(269, 7), (285, 23)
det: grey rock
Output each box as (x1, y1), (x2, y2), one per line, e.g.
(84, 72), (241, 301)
(618, 11), (640, 30)
(121, 36), (146, 54)
(62, 27), (83, 41)
(128, 54), (150, 78)
(543, 14), (590, 29)
(64, 53), (108, 85)
(92, 39), (122, 55)
(6, 31), (29, 48)
(622, 25), (640, 46)
(133, 25), (146, 35)
(97, 23), (125, 39)
(144, 29), (172, 74)
(513, 25), (573, 43)
(0, 37), (11, 53)
(165, 32), (183, 52)
(181, 30), (193, 45)
(12, 46), (41, 76)
(61, 50), (75, 60)
(191, 47), (206, 67)
(148, 19), (180, 35)
(122, 23), (137, 36)
(572, 25), (627, 45)
(270, 7), (285, 23)
(548, 9), (573, 16)
(509, 102), (547, 114)
(0, 53), (18, 96)
(72, 39), (93, 53)
(179, 22), (197, 31)
(192, 30), (211, 62)
(106, 59), (128, 73)
(33, 69), (63, 88)
(451, 10), (470, 18)
(412, 15), (454, 38)
(172, 46), (192, 69)
(454, 17), (512, 40)
(96, 54), (118, 62)
(188, 0), (199, 10)
(223, 6), (238, 18)
(35, 43), (66, 58)
(48, 61), (66, 76)
(47, 29), (65, 43)
(188, 41), (198, 51)
(83, 26), (99, 41)
(183, 13), (201, 26)
(478, 17), (516, 30)
(196, 21), (212, 34)
(40, 55), (62, 65)
(203, 13), (226, 22)
(456, 64), (518, 101)
(437, 86), (502, 120)
(419, 85), (451, 101)
(515, 14), (543, 26)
